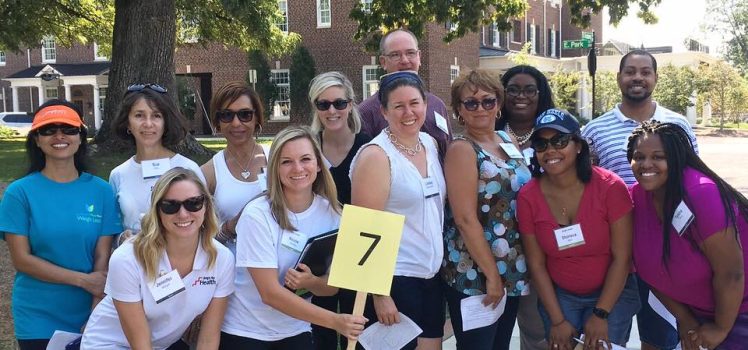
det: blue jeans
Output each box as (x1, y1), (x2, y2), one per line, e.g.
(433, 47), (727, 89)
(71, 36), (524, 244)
(444, 284), (521, 350)
(635, 274), (680, 349)
(537, 274), (641, 345)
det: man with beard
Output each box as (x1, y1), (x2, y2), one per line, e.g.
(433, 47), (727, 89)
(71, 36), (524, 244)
(582, 50), (698, 350)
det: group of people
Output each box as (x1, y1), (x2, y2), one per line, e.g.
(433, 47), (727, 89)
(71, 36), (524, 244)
(0, 27), (746, 350)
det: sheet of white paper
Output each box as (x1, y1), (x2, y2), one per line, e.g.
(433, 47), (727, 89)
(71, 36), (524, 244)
(575, 336), (627, 350)
(46, 330), (81, 350)
(358, 312), (422, 350)
(648, 291), (677, 330)
(460, 289), (508, 332)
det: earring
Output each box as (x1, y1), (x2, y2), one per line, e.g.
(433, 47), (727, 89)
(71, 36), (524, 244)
(126, 129), (132, 135)
(255, 123), (263, 135)
(457, 115), (465, 125)
(497, 111), (502, 120)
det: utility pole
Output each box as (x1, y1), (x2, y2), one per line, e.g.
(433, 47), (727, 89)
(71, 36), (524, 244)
(588, 31), (597, 119)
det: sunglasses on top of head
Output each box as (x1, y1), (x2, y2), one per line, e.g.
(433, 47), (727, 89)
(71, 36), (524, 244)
(37, 124), (81, 136)
(531, 133), (574, 152)
(461, 97), (498, 111)
(127, 83), (168, 94)
(315, 99), (351, 111)
(216, 110), (255, 123)
(158, 195), (205, 215)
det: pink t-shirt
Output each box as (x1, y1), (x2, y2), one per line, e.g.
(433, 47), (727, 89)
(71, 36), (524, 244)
(631, 167), (748, 317)
(518, 166), (632, 295)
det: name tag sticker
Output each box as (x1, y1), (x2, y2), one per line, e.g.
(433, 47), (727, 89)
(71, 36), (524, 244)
(499, 143), (524, 159)
(523, 148), (534, 166)
(148, 269), (186, 304)
(421, 177), (440, 199)
(142, 158), (171, 179)
(434, 112), (449, 135)
(672, 200), (695, 236)
(553, 223), (585, 250)
(281, 230), (308, 253)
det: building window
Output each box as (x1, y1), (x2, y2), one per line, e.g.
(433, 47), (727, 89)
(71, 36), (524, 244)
(99, 87), (107, 112)
(493, 24), (501, 47)
(271, 69), (290, 120)
(317, 0), (331, 28)
(361, 0), (373, 13)
(0, 51), (5, 66)
(277, 0), (288, 33)
(42, 36), (56, 63)
(450, 65), (460, 85)
(45, 87), (58, 100)
(511, 21), (522, 43)
(93, 43), (107, 61)
(550, 29), (557, 57)
(529, 24), (537, 54)
(362, 65), (379, 97)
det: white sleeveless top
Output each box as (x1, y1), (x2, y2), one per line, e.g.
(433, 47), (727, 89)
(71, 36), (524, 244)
(350, 131), (446, 279)
(212, 146), (270, 223)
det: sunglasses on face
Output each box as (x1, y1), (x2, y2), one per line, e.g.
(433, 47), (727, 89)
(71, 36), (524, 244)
(531, 133), (574, 152)
(315, 99), (351, 111)
(505, 86), (539, 98)
(461, 97), (498, 111)
(158, 195), (205, 215)
(127, 83), (168, 94)
(216, 109), (255, 123)
(37, 125), (81, 136)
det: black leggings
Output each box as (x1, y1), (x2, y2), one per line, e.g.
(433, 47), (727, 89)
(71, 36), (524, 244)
(17, 339), (49, 350)
(219, 331), (313, 350)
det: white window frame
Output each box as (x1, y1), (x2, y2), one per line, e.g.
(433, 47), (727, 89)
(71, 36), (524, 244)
(41, 36), (56, 63)
(93, 43), (107, 61)
(45, 87), (58, 100)
(450, 65), (460, 85)
(362, 65), (379, 98)
(493, 24), (501, 47)
(0, 51), (6, 66)
(317, 0), (331, 28)
(271, 69), (291, 120)
(361, 0), (373, 13)
(550, 28), (557, 58)
(511, 21), (521, 44)
(530, 24), (537, 54)
(277, 0), (289, 33)
(99, 87), (107, 112)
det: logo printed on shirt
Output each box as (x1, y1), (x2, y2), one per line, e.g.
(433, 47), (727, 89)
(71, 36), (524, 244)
(76, 203), (103, 224)
(192, 276), (216, 286)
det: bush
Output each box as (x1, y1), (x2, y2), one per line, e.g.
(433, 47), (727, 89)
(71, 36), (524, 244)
(0, 126), (18, 139)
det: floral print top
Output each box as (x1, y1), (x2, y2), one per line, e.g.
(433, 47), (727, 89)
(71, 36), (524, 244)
(441, 132), (532, 297)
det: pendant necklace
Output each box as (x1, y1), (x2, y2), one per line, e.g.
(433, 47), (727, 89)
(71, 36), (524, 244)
(227, 142), (257, 180)
(385, 127), (422, 157)
(505, 124), (534, 146)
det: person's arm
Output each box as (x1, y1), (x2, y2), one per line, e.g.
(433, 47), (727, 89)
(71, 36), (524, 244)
(250, 268), (366, 340)
(350, 145), (400, 325)
(445, 140), (504, 307)
(583, 211), (633, 350)
(695, 226), (744, 349)
(195, 296), (229, 350)
(6, 234), (106, 297)
(650, 289), (702, 350)
(91, 235), (114, 307)
(113, 300), (153, 350)
(200, 160), (217, 195)
(521, 233), (577, 350)
(285, 264), (338, 296)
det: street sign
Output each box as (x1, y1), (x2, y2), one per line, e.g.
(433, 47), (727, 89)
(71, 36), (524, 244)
(563, 39), (591, 49)
(582, 31), (594, 41)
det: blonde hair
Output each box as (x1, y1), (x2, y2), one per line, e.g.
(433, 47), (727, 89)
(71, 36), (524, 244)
(133, 167), (220, 281)
(266, 125), (341, 231)
(308, 71), (362, 134)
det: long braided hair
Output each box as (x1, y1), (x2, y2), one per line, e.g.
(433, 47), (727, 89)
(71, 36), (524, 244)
(626, 120), (748, 266)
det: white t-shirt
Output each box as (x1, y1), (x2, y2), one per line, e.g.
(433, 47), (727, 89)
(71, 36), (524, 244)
(81, 239), (234, 349)
(221, 195), (341, 341)
(109, 154), (206, 232)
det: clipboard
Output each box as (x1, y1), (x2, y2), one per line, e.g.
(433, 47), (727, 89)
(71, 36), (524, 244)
(286, 229), (338, 297)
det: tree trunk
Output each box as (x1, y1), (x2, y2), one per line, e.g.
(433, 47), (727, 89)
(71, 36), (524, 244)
(92, 0), (212, 158)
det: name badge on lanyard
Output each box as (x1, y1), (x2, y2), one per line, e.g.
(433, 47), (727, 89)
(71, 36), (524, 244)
(672, 200), (695, 236)
(553, 223), (585, 251)
(499, 143), (524, 160)
(434, 112), (449, 135)
(281, 230), (308, 253)
(142, 158), (171, 179)
(148, 269), (186, 304)
(421, 177), (440, 199)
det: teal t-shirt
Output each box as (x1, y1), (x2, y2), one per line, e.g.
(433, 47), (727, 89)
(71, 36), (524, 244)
(0, 172), (122, 339)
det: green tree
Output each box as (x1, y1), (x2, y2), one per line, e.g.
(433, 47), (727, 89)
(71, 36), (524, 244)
(549, 68), (584, 117)
(289, 46), (316, 124)
(652, 64), (696, 115)
(595, 71), (620, 113)
(707, 0), (748, 77)
(350, 0), (661, 50)
(697, 61), (748, 130)
(508, 42), (534, 66)
(248, 50), (276, 124)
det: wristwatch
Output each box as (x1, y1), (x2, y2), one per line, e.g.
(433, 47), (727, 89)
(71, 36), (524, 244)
(592, 307), (610, 320)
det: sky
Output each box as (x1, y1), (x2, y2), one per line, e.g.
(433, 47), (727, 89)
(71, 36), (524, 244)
(602, 0), (724, 55)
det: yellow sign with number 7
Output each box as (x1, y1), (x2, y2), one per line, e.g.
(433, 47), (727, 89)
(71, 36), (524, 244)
(327, 204), (405, 295)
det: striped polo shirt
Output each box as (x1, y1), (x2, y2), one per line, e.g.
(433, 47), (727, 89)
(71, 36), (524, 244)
(581, 102), (699, 185)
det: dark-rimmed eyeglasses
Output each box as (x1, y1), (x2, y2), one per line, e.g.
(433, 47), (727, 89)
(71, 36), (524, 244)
(531, 134), (574, 152)
(158, 195), (205, 215)
(506, 86), (539, 98)
(462, 97), (498, 111)
(315, 99), (351, 111)
(127, 83), (168, 94)
(37, 125), (81, 136)
(383, 50), (419, 62)
(216, 110), (255, 123)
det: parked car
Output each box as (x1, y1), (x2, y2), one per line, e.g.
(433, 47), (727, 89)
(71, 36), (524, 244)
(0, 112), (33, 135)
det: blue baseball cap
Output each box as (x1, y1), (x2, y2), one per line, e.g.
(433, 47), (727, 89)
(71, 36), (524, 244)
(531, 109), (581, 138)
